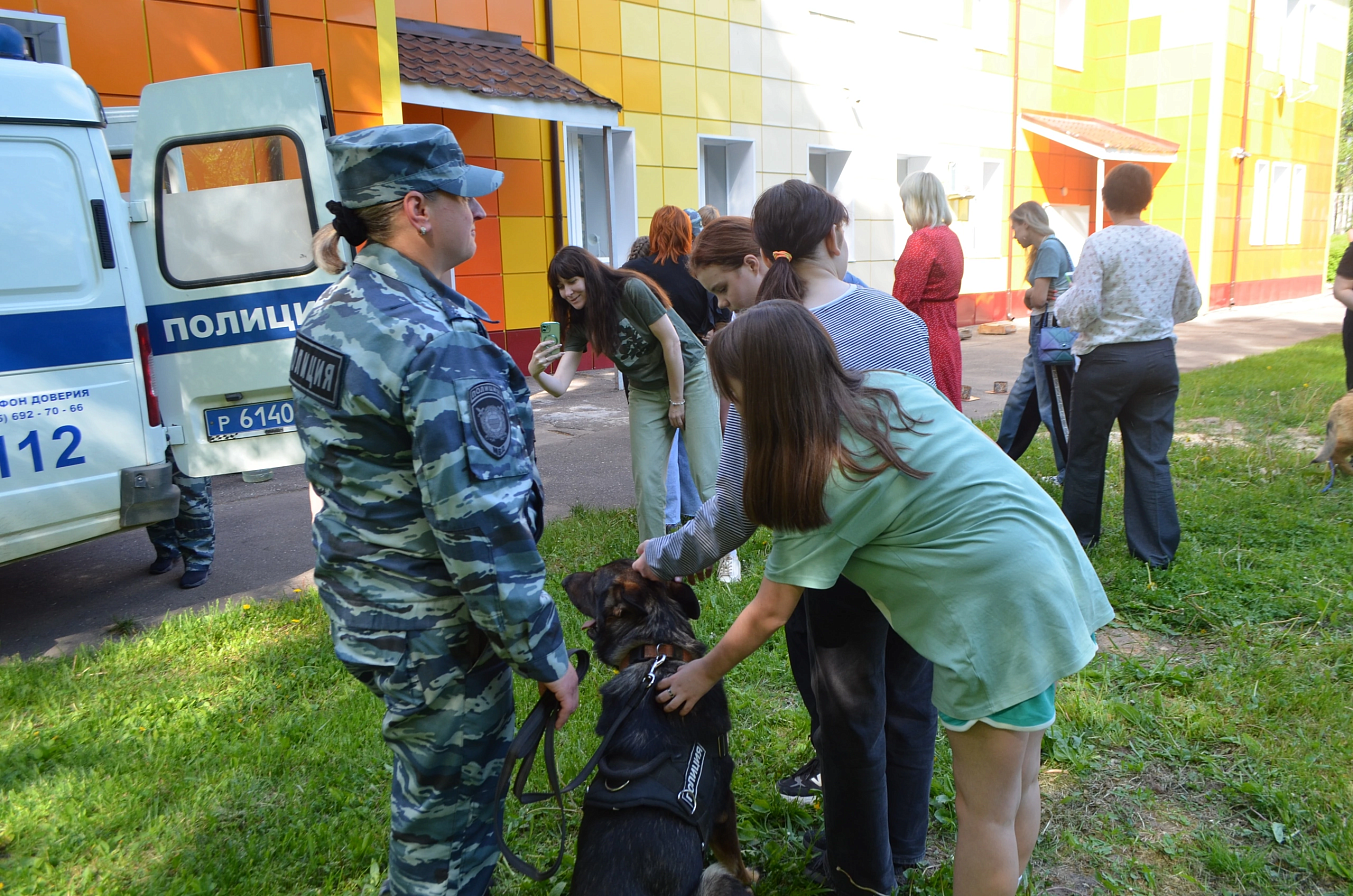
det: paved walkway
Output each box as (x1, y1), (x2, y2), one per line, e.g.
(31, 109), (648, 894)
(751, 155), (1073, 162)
(1, 292), (1344, 659)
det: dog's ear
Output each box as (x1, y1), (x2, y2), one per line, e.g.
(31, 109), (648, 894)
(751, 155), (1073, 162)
(667, 580), (701, 620)
(562, 571), (598, 617)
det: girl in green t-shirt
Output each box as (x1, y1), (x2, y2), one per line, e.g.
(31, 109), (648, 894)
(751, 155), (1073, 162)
(656, 300), (1113, 896)
(529, 246), (721, 543)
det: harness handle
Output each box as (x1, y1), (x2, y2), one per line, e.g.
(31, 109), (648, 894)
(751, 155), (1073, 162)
(494, 650), (668, 881)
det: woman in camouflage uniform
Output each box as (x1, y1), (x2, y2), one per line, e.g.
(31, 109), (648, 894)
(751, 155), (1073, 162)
(291, 124), (579, 896)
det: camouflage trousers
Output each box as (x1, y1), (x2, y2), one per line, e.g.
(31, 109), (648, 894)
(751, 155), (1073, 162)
(146, 447), (214, 571)
(334, 622), (515, 896)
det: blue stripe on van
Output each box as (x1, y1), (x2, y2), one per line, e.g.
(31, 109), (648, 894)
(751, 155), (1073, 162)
(0, 307), (134, 373)
(145, 284), (329, 356)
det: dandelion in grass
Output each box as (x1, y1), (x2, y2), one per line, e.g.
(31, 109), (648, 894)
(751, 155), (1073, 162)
(242, 604), (251, 610)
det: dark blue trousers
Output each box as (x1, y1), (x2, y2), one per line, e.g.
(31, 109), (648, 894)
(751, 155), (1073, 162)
(803, 577), (936, 893)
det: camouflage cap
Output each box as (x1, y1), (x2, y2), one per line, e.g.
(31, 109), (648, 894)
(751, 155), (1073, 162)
(327, 123), (504, 208)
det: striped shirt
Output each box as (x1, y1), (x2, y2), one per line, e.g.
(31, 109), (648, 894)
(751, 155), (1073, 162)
(646, 285), (936, 578)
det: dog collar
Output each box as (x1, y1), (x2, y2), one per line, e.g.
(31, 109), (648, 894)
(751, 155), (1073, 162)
(617, 643), (694, 670)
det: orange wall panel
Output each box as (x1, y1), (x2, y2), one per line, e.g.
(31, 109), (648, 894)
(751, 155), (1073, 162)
(271, 0), (327, 17)
(0, 1), (37, 9)
(435, 0), (486, 29)
(496, 158), (545, 217)
(41, 0), (150, 98)
(487, 0), (535, 40)
(327, 21), (381, 113)
(272, 14), (330, 71)
(456, 274), (506, 330)
(144, 0), (245, 82)
(443, 108), (495, 156)
(326, 0), (376, 26)
(395, 0), (435, 20)
(457, 216), (502, 276)
(334, 110), (382, 132)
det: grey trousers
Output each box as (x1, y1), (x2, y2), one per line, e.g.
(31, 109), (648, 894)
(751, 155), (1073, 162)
(1061, 339), (1181, 567)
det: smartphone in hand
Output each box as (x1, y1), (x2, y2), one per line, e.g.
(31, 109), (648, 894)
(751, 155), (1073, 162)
(541, 321), (561, 347)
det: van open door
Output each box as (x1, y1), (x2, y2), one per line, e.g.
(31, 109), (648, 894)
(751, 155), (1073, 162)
(127, 64), (336, 477)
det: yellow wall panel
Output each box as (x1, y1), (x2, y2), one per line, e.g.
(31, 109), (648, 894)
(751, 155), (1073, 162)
(663, 166), (698, 206)
(500, 217), (548, 273)
(637, 165), (665, 217)
(659, 9), (695, 63)
(730, 72), (761, 123)
(695, 0), (727, 17)
(697, 118), (731, 136)
(662, 114), (699, 167)
(1128, 15), (1160, 54)
(696, 67), (730, 120)
(622, 56), (662, 113)
(626, 111), (663, 165)
(660, 62), (697, 117)
(1093, 20), (1127, 58)
(620, 1), (659, 59)
(695, 15), (729, 70)
(578, 0), (621, 54)
(503, 273), (550, 330)
(658, 0), (693, 9)
(728, 0), (758, 26)
(1125, 85), (1156, 123)
(581, 50), (623, 103)
(553, 0), (580, 49)
(494, 114), (542, 159)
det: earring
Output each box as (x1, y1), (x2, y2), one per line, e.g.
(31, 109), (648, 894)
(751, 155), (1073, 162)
(419, 226), (428, 235)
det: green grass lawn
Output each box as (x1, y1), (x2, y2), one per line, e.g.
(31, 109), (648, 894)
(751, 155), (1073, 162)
(2, 336), (1351, 896)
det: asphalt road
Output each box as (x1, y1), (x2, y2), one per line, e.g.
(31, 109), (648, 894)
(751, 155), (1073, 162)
(2, 293), (1345, 660)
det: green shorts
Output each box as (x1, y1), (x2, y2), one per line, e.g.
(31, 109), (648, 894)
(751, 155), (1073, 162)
(938, 683), (1056, 733)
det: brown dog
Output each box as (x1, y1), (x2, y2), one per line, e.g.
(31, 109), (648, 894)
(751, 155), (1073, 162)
(1312, 391), (1353, 491)
(562, 560), (757, 896)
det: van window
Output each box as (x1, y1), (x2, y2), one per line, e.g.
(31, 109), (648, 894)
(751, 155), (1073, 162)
(0, 139), (98, 310)
(156, 130), (317, 287)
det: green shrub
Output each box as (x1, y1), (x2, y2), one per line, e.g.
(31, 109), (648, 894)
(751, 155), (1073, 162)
(1327, 232), (1348, 282)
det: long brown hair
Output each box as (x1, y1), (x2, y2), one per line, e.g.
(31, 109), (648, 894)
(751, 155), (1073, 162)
(649, 205), (694, 263)
(751, 180), (849, 305)
(1009, 201), (1054, 280)
(547, 246), (671, 357)
(688, 215), (760, 274)
(706, 300), (930, 531)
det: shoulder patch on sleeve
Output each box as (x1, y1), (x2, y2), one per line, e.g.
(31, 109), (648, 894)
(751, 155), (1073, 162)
(290, 335), (349, 409)
(468, 381), (511, 459)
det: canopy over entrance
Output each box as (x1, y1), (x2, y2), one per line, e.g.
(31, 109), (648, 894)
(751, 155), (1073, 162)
(1020, 111), (1179, 163)
(397, 19), (620, 127)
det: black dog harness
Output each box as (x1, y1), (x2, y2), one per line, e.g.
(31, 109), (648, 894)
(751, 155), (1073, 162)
(497, 649), (717, 880)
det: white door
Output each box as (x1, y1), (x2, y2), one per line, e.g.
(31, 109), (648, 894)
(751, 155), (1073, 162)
(1045, 204), (1089, 266)
(128, 64), (336, 477)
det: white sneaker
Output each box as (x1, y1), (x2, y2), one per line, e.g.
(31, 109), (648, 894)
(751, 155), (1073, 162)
(717, 550), (741, 583)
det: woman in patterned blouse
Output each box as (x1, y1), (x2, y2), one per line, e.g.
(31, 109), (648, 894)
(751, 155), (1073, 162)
(893, 171), (966, 409)
(1056, 163), (1202, 569)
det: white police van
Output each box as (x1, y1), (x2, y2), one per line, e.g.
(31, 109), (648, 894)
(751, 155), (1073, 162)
(0, 58), (338, 565)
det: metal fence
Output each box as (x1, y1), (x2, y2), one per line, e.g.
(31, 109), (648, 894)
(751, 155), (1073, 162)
(1333, 193), (1353, 234)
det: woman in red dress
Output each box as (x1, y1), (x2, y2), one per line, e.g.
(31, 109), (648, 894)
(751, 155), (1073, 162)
(893, 172), (965, 409)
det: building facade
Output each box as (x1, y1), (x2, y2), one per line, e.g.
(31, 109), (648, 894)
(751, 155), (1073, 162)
(2, 0), (1344, 369)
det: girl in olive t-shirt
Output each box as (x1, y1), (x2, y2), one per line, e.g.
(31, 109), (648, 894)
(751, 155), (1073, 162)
(528, 246), (721, 542)
(656, 301), (1113, 896)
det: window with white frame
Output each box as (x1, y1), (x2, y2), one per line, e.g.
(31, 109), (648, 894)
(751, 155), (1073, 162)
(972, 0), (1009, 54)
(564, 126), (636, 265)
(810, 146), (853, 260)
(699, 137), (756, 217)
(0, 10), (70, 64)
(1054, 0), (1085, 71)
(1247, 158), (1306, 246)
(1258, 0), (1318, 83)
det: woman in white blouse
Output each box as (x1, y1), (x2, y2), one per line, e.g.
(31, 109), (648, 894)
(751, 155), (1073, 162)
(1056, 163), (1202, 569)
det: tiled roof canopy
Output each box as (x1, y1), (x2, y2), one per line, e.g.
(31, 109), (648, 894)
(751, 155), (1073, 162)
(397, 19), (620, 111)
(1021, 111), (1179, 162)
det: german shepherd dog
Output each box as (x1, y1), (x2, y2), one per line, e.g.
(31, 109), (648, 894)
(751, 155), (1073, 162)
(1312, 391), (1353, 491)
(563, 560), (757, 896)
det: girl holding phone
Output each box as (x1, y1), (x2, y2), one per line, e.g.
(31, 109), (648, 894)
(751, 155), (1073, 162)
(529, 247), (721, 542)
(656, 300), (1113, 896)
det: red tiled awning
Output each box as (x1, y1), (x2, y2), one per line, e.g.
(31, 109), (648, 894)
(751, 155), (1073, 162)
(398, 19), (620, 127)
(1020, 111), (1179, 162)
